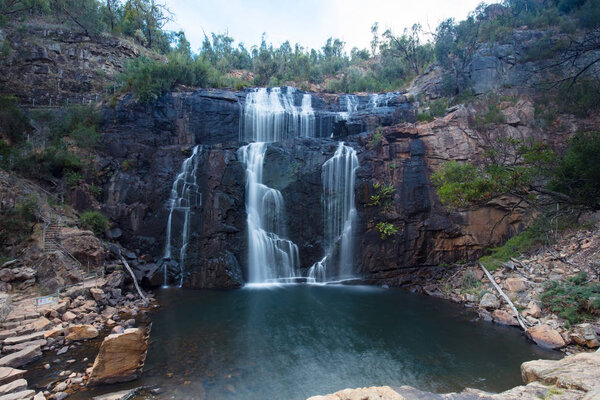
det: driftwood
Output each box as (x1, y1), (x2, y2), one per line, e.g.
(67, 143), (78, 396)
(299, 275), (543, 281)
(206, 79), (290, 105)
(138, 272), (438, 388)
(119, 254), (148, 306)
(478, 262), (528, 331)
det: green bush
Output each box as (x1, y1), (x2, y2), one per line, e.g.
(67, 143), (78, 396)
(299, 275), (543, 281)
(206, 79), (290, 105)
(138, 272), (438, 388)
(79, 211), (108, 235)
(540, 273), (600, 324)
(65, 171), (83, 188)
(0, 94), (31, 144)
(367, 127), (384, 150)
(479, 226), (545, 271)
(17, 147), (82, 179)
(366, 182), (395, 208)
(375, 221), (399, 240)
(0, 194), (40, 248)
(550, 131), (600, 210)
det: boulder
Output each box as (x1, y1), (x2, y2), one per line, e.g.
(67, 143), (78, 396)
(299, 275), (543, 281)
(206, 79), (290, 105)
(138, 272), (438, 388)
(522, 351), (600, 392)
(526, 324), (566, 349)
(522, 302), (541, 319)
(43, 328), (64, 339)
(60, 227), (105, 267)
(65, 325), (99, 341)
(479, 293), (501, 309)
(504, 278), (527, 293)
(569, 323), (600, 349)
(62, 311), (76, 322)
(307, 386), (404, 400)
(492, 310), (519, 326)
(0, 346), (42, 368)
(87, 327), (149, 385)
(25, 317), (52, 332)
(89, 288), (106, 303)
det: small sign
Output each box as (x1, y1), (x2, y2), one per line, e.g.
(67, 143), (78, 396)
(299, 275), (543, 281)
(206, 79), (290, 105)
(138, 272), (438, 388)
(35, 295), (59, 307)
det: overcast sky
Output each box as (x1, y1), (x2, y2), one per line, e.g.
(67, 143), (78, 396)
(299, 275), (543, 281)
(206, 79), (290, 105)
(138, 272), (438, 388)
(164, 0), (487, 53)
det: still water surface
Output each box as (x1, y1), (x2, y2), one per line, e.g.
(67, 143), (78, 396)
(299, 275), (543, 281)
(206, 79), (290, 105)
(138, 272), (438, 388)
(123, 285), (559, 399)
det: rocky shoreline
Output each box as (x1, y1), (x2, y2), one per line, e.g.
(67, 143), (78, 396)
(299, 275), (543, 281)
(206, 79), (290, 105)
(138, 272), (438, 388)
(0, 266), (154, 399)
(390, 221), (600, 354)
(308, 350), (600, 400)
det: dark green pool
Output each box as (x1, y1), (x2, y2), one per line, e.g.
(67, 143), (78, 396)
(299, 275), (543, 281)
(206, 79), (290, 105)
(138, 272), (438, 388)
(114, 285), (556, 399)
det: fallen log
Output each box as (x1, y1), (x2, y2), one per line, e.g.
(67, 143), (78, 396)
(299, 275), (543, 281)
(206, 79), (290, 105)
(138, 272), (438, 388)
(479, 262), (528, 331)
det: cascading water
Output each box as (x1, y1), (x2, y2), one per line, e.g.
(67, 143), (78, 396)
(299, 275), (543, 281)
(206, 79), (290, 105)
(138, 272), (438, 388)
(338, 95), (359, 120)
(239, 142), (300, 284)
(242, 87), (315, 142)
(163, 146), (202, 287)
(308, 142), (359, 282)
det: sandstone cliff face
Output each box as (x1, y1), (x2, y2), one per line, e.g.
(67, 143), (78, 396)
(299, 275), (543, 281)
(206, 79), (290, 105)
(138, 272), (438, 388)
(96, 89), (581, 288)
(0, 21), (159, 106)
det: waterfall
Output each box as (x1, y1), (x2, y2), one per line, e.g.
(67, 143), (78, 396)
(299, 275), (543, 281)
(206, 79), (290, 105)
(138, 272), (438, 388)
(163, 146), (202, 287)
(242, 87), (315, 142)
(308, 142), (359, 283)
(239, 142), (299, 284)
(338, 95), (359, 120)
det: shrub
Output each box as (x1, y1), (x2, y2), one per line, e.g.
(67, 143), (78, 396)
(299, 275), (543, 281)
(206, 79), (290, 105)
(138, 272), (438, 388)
(367, 127), (383, 150)
(366, 183), (395, 208)
(17, 147), (82, 179)
(375, 221), (399, 240)
(0, 94), (31, 144)
(479, 222), (546, 271)
(0, 194), (40, 248)
(79, 211), (108, 235)
(540, 273), (600, 324)
(550, 131), (600, 210)
(65, 171), (83, 188)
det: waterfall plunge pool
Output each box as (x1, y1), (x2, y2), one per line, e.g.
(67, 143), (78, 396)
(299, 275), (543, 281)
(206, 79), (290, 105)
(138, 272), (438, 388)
(97, 285), (559, 400)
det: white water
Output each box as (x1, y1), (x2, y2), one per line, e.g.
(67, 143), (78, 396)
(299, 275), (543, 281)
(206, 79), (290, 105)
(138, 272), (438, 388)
(239, 143), (300, 283)
(242, 87), (315, 142)
(338, 95), (359, 120)
(308, 142), (359, 282)
(163, 146), (202, 287)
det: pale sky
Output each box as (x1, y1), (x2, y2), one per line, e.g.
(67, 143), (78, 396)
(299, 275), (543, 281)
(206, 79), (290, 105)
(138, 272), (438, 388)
(164, 0), (488, 53)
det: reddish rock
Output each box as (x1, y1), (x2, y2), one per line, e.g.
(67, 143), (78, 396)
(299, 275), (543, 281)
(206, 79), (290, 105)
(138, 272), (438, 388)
(492, 310), (519, 326)
(526, 324), (566, 349)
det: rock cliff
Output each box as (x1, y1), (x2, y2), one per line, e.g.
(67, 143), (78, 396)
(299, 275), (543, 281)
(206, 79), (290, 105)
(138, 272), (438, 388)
(95, 88), (582, 288)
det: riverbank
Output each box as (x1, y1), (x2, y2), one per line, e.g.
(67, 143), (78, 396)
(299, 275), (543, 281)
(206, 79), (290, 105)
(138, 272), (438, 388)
(0, 268), (154, 399)
(389, 220), (600, 354)
(308, 350), (600, 400)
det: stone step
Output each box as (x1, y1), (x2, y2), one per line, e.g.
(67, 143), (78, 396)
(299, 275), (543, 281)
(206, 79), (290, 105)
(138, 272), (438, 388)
(2, 340), (47, 355)
(0, 379), (27, 396)
(4, 313), (38, 324)
(0, 346), (42, 369)
(0, 324), (19, 332)
(2, 332), (45, 347)
(0, 368), (26, 387)
(0, 389), (35, 400)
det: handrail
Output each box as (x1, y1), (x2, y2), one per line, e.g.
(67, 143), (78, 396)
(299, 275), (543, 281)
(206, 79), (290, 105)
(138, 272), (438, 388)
(46, 239), (83, 267)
